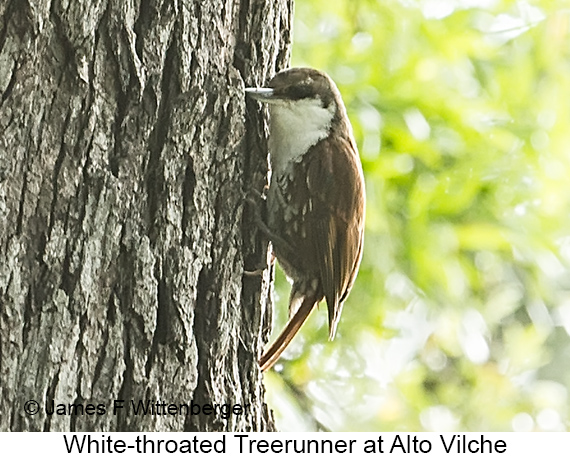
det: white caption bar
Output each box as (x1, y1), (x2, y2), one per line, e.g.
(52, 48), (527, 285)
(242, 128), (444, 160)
(0, 432), (564, 456)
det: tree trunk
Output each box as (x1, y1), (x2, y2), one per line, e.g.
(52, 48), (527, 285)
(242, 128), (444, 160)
(0, 0), (291, 432)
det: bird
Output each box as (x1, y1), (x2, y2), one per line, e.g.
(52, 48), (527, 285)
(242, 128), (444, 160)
(245, 67), (365, 371)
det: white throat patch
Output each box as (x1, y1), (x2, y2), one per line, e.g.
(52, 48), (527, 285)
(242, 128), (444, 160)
(267, 97), (335, 173)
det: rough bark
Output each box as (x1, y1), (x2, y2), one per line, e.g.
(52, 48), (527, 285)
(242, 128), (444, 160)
(0, 0), (292, 432)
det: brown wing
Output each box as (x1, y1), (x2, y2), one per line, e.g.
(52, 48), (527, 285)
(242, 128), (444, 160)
(306, 134), (365, 339)
(259, 133), (364, 371)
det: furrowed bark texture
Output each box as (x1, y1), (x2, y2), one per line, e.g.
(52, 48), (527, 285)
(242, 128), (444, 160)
(0, 0), (292, 431)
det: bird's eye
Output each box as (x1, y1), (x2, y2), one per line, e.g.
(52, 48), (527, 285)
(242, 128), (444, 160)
(287, 83), (313, 100)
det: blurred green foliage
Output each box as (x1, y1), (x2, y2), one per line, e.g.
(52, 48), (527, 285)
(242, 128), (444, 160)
(264, 0), (570, 432)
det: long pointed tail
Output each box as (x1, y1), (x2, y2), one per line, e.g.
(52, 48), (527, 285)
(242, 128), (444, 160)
(259, 296), (317, 371)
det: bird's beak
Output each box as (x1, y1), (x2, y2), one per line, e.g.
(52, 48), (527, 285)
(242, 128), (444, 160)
(245, 87), (275, 102)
